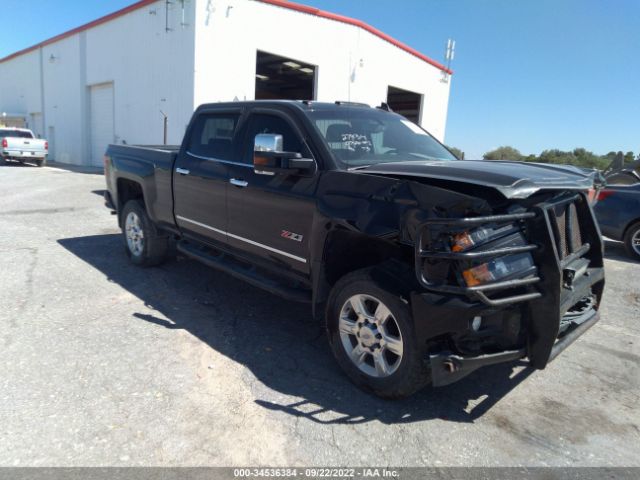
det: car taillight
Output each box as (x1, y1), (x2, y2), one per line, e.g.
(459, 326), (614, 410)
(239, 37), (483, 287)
(1, 138), (7, 148)
(44, 141), (48, 150)
(597, 190), (614, 202)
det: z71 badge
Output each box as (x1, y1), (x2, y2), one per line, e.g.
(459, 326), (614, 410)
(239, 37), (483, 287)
(281, 230), (303, 242)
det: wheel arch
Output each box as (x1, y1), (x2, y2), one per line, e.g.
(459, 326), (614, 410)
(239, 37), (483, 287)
(623, 217), (640, 238)
(311, 226), (416, 320)
(116, 177), (146, 227)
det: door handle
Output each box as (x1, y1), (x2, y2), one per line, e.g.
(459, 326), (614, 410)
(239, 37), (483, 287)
(176, 167), (190, 175)
(230, 178), (248, 188)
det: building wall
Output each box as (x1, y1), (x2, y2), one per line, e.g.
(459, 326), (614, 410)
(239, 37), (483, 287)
(0, 0), (196, 165)
(0, 50), (44, 133)
(0, 0), (451, 165)
(193, 0), (451, 140)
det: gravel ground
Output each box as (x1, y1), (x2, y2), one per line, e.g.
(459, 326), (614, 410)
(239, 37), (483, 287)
(1, 163), (638, 467)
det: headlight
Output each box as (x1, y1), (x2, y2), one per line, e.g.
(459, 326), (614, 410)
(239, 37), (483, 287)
(451, 224), (518, 252)
(462, 253), (535, 287)
(450, 224), (535, 287)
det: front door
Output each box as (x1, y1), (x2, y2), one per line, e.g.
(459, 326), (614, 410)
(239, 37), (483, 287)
(226, 110), (318, 274)
(173, 110), (243, 246)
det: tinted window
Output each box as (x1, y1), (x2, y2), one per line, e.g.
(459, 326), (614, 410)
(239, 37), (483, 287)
(607, 172), (640, 186)
(0, 129), (33, 139)
(187, 113), (240, 160)
(243, 113), (304, 164)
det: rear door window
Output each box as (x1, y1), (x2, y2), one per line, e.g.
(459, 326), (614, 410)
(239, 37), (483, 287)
(187, 113), (240, 161)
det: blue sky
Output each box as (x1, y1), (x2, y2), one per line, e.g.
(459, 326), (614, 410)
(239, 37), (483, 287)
(1, 0), (638, 158)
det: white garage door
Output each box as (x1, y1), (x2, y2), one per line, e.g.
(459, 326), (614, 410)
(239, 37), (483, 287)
(89, 83), (114, 167)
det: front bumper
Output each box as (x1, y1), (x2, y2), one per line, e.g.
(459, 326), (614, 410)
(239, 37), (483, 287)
(411, 192), (605, 386)
(414, 294), (601, 387)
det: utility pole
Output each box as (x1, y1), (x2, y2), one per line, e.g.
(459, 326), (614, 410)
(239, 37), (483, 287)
(160, 111), (168, 145)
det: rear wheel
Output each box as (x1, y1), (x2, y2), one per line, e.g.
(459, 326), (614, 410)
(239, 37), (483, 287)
(624, 221), (640, 261)
(35, 157), (46, 167)
(121, 200), (170, 267)
(326, 268), (430, 399)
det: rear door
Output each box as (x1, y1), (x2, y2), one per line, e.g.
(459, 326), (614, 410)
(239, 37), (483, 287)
(225, 109), (319, 274)
(173, 109), (244, 246)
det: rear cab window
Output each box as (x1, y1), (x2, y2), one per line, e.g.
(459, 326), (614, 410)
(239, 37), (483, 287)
(0, 129), (34, 139)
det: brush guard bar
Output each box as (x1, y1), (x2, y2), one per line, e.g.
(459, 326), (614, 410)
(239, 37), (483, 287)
(414, 211), (542, 307)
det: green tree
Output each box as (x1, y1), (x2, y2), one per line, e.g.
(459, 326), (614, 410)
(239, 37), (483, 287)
(624, 151), (635, 164)
(446, 146), (464, 160)
(483, 146), (523, 161)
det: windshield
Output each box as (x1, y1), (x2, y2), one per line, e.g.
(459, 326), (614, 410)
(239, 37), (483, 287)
(0, 129), (33, 139)
(307, 107), (457, 168)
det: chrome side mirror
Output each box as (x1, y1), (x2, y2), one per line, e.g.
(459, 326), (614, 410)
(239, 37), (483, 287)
(253, 133), (315, 176)
(254, 134), (283, 154)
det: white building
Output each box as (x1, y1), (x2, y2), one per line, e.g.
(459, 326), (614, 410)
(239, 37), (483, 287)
(0, 0), (452, 166)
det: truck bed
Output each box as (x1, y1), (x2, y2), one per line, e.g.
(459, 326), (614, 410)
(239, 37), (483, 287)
(105, 144), (180, 229)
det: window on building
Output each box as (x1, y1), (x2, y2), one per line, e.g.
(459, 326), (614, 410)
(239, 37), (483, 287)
(386, 86), (423, 124)
(187, 113), (240, 160)
(255, 51), (316, 100)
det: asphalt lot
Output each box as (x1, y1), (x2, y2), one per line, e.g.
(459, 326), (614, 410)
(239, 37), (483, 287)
(1, 163), (639, 467)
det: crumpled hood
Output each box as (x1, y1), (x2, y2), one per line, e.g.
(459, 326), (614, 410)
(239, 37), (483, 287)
(358, 160), (602, 199)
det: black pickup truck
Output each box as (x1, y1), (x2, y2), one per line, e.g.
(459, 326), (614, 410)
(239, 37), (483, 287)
(104, 100), (605, 398)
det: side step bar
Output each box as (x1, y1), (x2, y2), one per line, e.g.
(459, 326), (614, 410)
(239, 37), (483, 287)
(177, 240), (312, 303)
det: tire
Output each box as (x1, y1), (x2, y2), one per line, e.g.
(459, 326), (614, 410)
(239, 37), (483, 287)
(0, 156), (6, 166)
(36, 157), (46, 167)
(326, 268), (430, 399)
(121, 200), (170, 267)
(623, 221), (640, 261)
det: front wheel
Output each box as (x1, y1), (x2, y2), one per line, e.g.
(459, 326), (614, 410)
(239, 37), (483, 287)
(326, 268), (430, 399)
(121, 200), (170, 267)
(624, 221), (640, 261)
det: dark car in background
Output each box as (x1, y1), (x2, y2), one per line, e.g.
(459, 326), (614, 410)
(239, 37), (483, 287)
(594, 160), (640, 260)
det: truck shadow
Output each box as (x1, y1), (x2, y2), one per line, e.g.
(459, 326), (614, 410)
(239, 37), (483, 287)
(58, 233), (535, 426)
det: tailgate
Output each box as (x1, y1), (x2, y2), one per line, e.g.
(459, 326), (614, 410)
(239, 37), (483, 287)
(6, 138), (45, 153)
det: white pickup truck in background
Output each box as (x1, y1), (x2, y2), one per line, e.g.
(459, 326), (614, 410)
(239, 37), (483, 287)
(0, 128), (48, 167)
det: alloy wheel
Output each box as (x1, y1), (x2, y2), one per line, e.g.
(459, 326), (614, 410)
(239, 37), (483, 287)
(338, 294), (404, 378)
(125, 211), (145, 256)
(633, 229), (640, 256)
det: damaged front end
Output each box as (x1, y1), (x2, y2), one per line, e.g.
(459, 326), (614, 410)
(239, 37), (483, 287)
(410, 190), (605, 386)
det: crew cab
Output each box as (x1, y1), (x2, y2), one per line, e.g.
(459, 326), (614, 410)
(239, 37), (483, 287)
(0, 128), (48, 166)
(104, 101), (605, 398)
